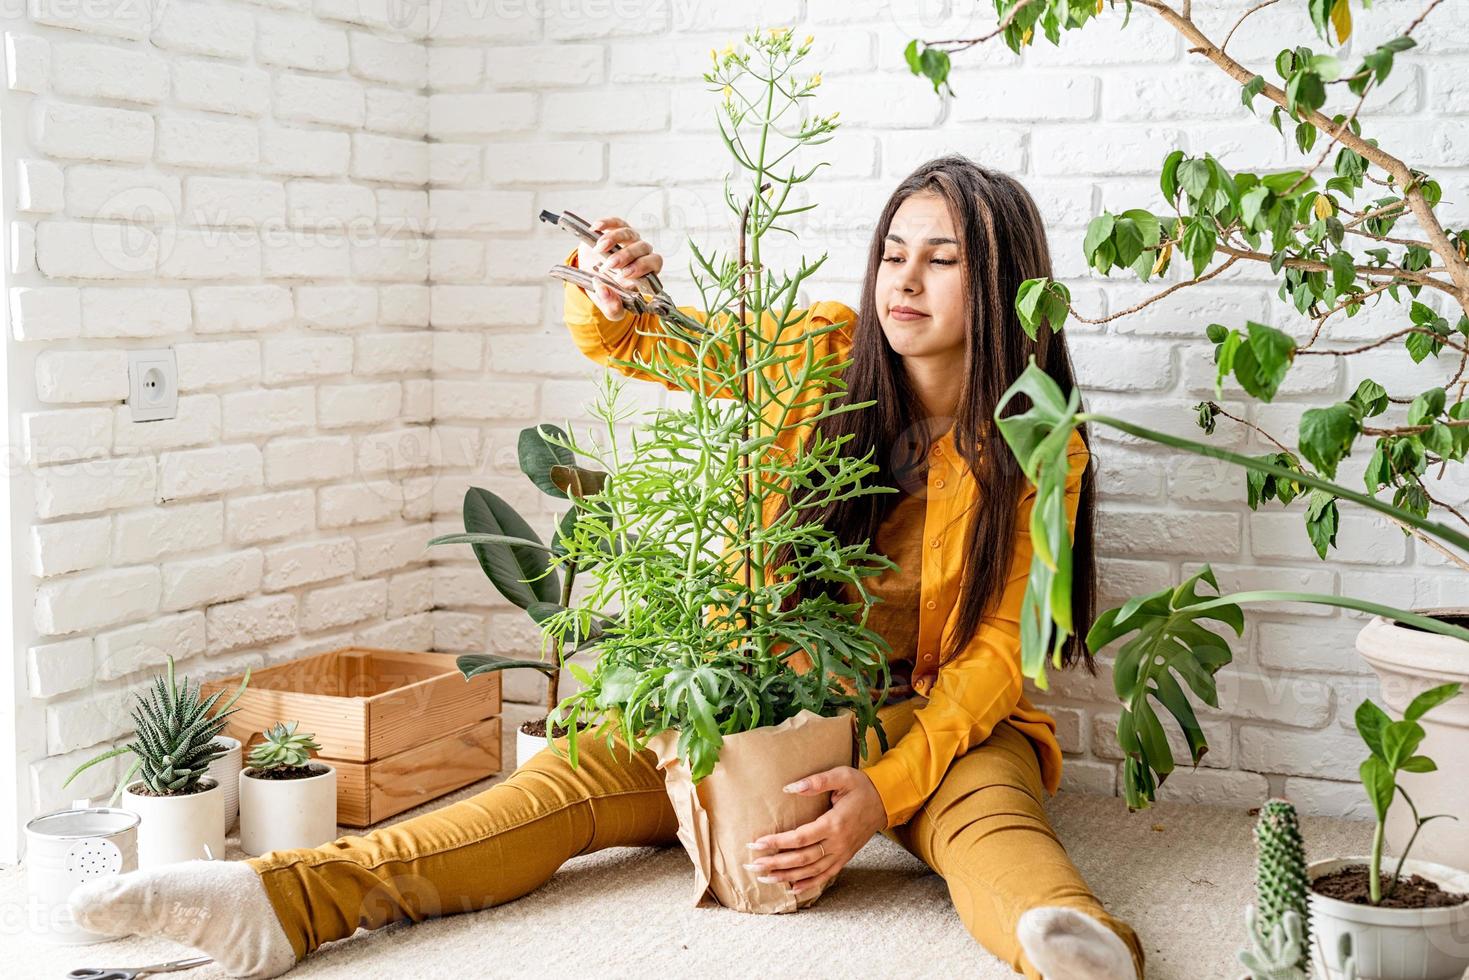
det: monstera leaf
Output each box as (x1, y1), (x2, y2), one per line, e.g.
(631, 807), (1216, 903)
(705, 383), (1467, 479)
(1086, 565), (1242, 810)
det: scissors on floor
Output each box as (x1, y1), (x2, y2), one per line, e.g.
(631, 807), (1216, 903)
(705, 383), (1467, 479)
(68, 954), (213, 979)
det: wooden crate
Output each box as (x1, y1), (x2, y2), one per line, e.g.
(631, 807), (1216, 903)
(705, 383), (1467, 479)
(202, 647), (502, 826)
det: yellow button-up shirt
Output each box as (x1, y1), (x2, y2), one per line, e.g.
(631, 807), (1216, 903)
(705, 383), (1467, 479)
(559, 245), (1085, 828)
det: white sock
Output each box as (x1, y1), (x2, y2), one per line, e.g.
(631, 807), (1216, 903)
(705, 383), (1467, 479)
(1016, 905), (1138, 980)
(69, 860), (297, 979)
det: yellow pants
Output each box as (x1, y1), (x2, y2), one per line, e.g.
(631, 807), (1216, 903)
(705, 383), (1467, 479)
(248, 699), (1144, 978)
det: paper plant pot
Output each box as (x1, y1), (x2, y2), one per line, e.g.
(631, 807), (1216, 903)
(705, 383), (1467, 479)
(122, 778), (224, 868)
(238, 765), (338, 857)
(646, 708), (856, 915)
(205, 735), (242, 831)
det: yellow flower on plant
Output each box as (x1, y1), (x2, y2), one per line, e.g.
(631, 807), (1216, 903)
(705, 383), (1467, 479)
(768, 27), (790, 38)
(720, 44), (734, 58)
(723, 84), (733, 102)
(804, 34), (814, 46)
(809, 72), (822, 88)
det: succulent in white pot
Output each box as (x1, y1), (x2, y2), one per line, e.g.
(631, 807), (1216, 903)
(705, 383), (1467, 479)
(1306, 683), (1469, 980)
(63, 656), (250, 868)
(238, 721), (337, 857)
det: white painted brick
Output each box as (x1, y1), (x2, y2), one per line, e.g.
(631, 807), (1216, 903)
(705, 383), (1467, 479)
(1070, 338), (1173, 392)
(401, 379), (432, 423)
(36, 220), (156, 278)
(430, 284), (539, 326)
(1251, 513), (1408, 566)
(487, 44), (598, 89)
(1155, 768), (1270, 808)
(429, 93), (536, 138)
(161, 549), (264, 610)
(954, 73), (1098, 123)
(52, 42), (168, 103)
(1256, 621), (1374, 675)
(545, 2), (667, 40)
(172, 59), (271, 116)
(1096, 510), (1241, 560)
(226, 489), (315, 544)
(1281, 777), (1373, 821)
(21, 407), (112, 465)
(431, 330), (483, 375)
(258, 13), (350, 71)
(433, 564), (495, 608)
(374, 188), (429, 230)
(1238, 724), (1364, 781)
(47, 686), (137, 754)
(356, 425), (431, 477)
(301, 578), (387, 631)
(10, 287), (81, 341)
(365, 87), (429, 136)
(65, 165), (181, 222)
(28, 0), (151, 40)
(17, 159), (64, 213)
(263, 336), (353, 383)
(486, 334), (606, 376)
(485, 140), (603, 184)
(349, 31), (428, 88)
(6, 31), (49, 93)
(319, 481), (403, 527)
(11, 220), (36, 274)
(185, 177), (286, 228)
(221, 386), (316, 439)
(427, 190), (532, 233)
(430, 239), (483, 280)
(32, 102), (153, 162)
(158, 444), (263, 501)
(152, 1), (255, 59)
(30, 515), (110, 577)
(264, 434), (355, 486)
(1057, 759), (1117, 797)
(433, 379), (538, 421)
(379, 284), (430, 325)
(317, 381), (402, 428)
(263, 537), (355, 591)
(35, 349), (129, 403)
(543, 91), (667, 134)
(94, 612), (207, 681)
(193, 286), (293, 334)
(428, 46), (482, 89)
(355, 613), (433, 650)
(80, 287), (191, 338)
(1093, 712), (1232, 769)
(275, 72), (365, 127)
(297, 285), (378, 329)
(34, 456), (155, 519)
(354, 332), (432, 375)
(207, 594), (297, 652)
(261, 126), (351, 177)
(354, 525), (428, 578)
(432, 610), (485, 651)
(286, 180), (376, 228)
(176, 340), (262, 390)
(351, 237), (429, 281)
(113, 501), (224, 565)
(350, 132), (428, 184)
(158, 116), (260, 170)
(263, 239), (351, 279)
(429, 143), (481, 186)
(387, 567), (433, 618)
(158, 228), (262, 279)
(26, 637), (93, 699)
(34, 565), (161, 636)
(429, 424), (482, 469)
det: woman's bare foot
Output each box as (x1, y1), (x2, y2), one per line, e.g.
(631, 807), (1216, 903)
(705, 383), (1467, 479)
(70, 860), (296, 979)
(1017, 905), (1138, 980)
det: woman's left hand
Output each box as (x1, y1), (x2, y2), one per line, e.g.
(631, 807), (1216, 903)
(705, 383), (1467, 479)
(744, 766), (889, 894)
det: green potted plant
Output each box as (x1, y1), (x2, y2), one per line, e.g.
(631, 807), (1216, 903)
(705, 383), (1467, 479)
(901, 0), (1469, 869)
(427, 427), (603, 766)
(238, 721), (336, 856)
(62, 656), (250, 868)
(501, 27), (896, 913)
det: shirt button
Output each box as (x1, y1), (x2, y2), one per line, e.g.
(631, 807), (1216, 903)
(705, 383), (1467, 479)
(930, 537), (941, 549)
(924, 600), (936, 610)
(930, 445), (942, 457)
(923, 654), (934, 661)
(933, 478), (945, 489)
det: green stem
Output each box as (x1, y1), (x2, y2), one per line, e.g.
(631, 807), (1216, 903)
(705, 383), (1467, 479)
(1078, 413), (1469, 554)
(1370, 821), (1384, 904)
(1187, 590), (1469, 644)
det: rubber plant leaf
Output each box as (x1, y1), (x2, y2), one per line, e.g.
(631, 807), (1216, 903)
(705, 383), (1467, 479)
(462, 486), (560, 608)
(519, 424), (575, 498)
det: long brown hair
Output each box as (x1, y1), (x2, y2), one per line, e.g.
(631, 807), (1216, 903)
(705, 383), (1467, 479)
(770, 154), (1099, 674)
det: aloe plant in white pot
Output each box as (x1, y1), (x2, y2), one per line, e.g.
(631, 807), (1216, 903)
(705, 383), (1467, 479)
(239, 721), (337, 856)
(62, 656), (250, 868)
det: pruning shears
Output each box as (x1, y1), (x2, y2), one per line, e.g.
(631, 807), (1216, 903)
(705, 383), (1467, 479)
(540, 208), (683, 319)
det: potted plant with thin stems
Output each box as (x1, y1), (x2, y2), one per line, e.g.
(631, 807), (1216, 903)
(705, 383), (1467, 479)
(62, 656), (250, 868)
(903, 0), (1469, 868)
(492, 27), (898, 913)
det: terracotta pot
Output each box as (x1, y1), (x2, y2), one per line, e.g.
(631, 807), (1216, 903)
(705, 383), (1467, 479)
(1356, 613), (1469, 871)
(1308, 856), (1469, 980)
(121, 778), (224, 868)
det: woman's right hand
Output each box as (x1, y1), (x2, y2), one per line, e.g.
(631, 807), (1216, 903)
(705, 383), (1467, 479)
(577, 216), (665, 323)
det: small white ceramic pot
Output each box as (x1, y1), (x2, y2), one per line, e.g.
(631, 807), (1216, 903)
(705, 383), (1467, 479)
(24, 803), (139, 944)
(205, 736), (242, 831)
(238, 765), (338, 857)
(516, 727), (548, 768)
(121, 778), (224, 869)
(1308, 856), (1469, 980)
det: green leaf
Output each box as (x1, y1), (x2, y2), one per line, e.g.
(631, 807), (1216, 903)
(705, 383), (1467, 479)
(457, 653), (559, 680)
(1298, 403), (1362, 478)
(1355, 698), (1391, 760)
(1350, 379), (1388, 417)
(1360, 755), (1394, 822)
(1304, 489), (1339, 558)
(519, 424), (575, 498)
(462, 486), (560, 608)
(1403, 681), (1462, 722)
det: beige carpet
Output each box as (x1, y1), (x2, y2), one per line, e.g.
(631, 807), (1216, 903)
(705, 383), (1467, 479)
(2, 768), (1381, 980)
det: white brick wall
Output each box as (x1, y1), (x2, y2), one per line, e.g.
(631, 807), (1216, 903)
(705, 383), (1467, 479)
(4, 0), (1465, 855)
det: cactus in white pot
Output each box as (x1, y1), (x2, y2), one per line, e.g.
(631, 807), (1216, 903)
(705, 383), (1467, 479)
(238, 722), (337, 856)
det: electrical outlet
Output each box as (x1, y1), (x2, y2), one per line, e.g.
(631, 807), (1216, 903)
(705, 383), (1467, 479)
(127, 349), (178, 422)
